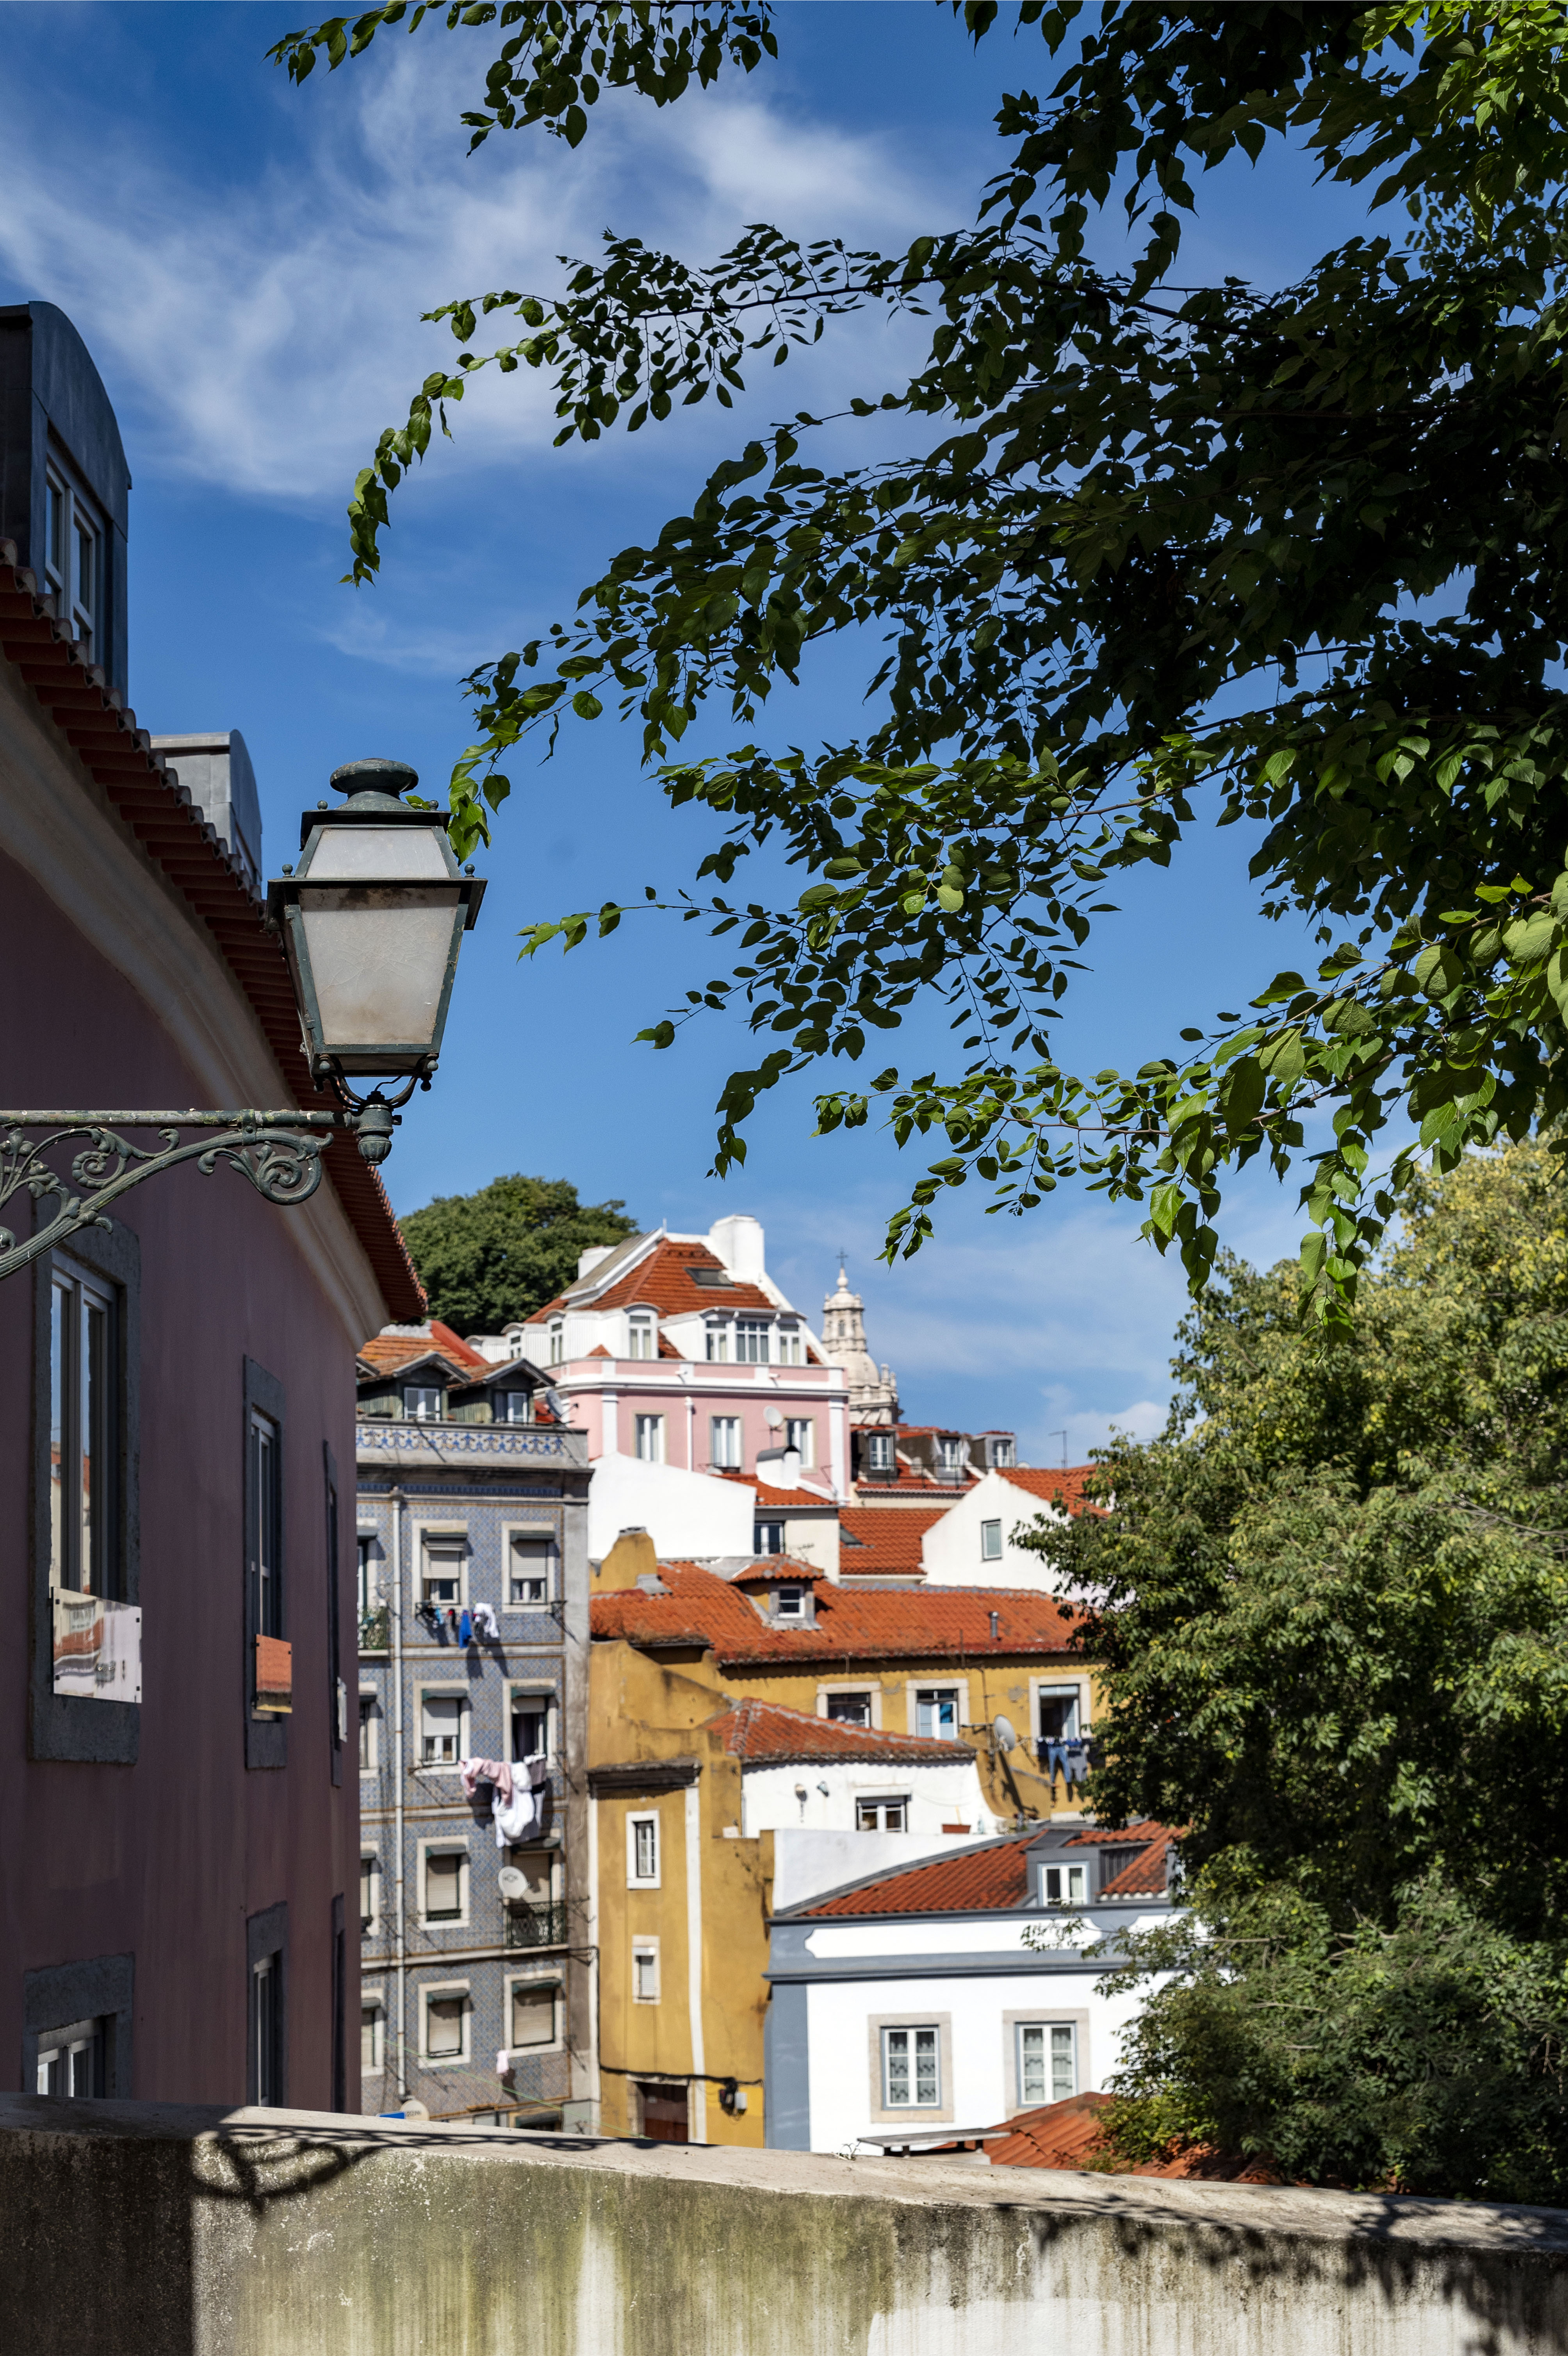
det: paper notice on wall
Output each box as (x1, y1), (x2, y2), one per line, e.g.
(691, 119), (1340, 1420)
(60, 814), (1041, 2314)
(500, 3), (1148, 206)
(52, 1589), (142, 1703)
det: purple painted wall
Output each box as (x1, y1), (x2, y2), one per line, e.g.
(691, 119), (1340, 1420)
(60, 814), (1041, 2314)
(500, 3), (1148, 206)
(0, 844), (369, 2109)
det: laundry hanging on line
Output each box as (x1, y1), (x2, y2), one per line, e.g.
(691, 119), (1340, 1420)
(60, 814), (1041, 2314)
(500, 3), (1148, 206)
(459, 1752), (550, 1846)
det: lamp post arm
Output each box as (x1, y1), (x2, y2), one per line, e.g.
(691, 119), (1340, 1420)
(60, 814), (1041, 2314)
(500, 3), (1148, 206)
(0, 1110), (359, 1280)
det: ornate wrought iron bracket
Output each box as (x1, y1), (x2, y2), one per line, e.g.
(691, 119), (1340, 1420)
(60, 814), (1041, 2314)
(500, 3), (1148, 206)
(0, 1109), (368, 1281)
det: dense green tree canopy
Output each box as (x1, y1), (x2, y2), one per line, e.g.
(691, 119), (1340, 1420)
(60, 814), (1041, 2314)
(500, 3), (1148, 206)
(399, 1172), (637, 1332)
(276, 3), (1568, 1314)
(1029, 1137), (1568, 2195)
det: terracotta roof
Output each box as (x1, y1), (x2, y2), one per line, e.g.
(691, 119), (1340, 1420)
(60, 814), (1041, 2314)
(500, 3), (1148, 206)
(980, 2092), (1278, 2183)
(1099, 1830), (1175, 1897)
(0, 542), (421, 1319)
(796, 1825), (1041, 1917)
(726, 1474), (839, 1512)
(1001, 1466), (1101, 1514)
(527, 1236), (776, 1319)
(590, 1562), (1074, 1667)
(711, 1695), (974, 1766)
(839, 1507), (946, 1573)
(358, 1321), (489, 1375)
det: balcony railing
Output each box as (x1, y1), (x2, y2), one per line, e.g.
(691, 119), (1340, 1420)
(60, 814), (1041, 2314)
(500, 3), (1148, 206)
(504, 1902), (569, 1950)
(358, 1605), (390, 1654)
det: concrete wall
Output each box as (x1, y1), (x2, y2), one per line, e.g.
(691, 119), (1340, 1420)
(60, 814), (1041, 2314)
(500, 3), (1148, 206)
(2, 2097), (1566, 2356)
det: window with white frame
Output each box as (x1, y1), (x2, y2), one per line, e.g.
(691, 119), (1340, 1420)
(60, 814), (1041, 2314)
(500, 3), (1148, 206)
(627, 1313), (656, 1361)
(914, 1687), (960, 1738)
(361, 2000), (384, 2073)
(356, 1533), (376, 1615)
(785, 1417), (814, 1464)
(735, 1318), (770, 1364)
(1018, 2021), (1078, 2106)
(881, 2025), (940, 2108)
(420, 1691), (467, 1766)
(754, 1519), (784, 1555)
(494, 1388), (532, 1423)
(50, 1255), (122, 1596)
(358, 1691), (379, 1771)
(937, 1433), (967, 1477)
(705, 1322), (731, 1363)
(43, 459), (106, 660)
(1037, 1686), (1081, 1742)
(634, 1414), (665, 1464)
(777, 1325), (803, 1366)
(423, 1986), (469, 2063)
(548, 1320), (564, 1365)
(508, 1534), (554, 1607)
(632, 1939), (660, 2004)
(422, 1847), (467, 1923)
(404, 1384), (442, 1421)
(857, 1796), (908, 1830)
(991, 1435), (1016, 1468)
(510, 1689), (553, 1765)
(510, 1979), (559, 2048)
(774, 1584), (809, 1621)
(627, 1811), (660, 1887)
(980, 1518), (1003, 1562)
(864, 1430), (895, 1474)
(824, 1689), (873, 1726)
(360, 1852), (381, 1933)
(709, 1415), (741, 1469)
(1040, 1859), (1090, 1907)
(420, 1534), (466, 1606)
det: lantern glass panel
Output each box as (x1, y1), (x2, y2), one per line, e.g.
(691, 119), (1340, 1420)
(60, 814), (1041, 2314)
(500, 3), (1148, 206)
(304, 826), (452, 882)
(295, 885), (463, 1059)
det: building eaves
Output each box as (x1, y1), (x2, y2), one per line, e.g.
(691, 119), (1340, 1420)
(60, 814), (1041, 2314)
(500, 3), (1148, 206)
(0, 545), (421, 1320)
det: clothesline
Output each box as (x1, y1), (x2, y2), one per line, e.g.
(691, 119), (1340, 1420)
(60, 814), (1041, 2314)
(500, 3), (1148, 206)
(460, 1751), (551, 1847)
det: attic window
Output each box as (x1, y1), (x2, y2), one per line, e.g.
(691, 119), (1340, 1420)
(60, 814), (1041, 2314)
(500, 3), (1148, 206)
(774, 1585), (808, 1621)
(404, 1386), (442, 1421)
(689, 1268), (735, 1289)
(43, 457), (105, 663)
(494, 1390), (532, 1425)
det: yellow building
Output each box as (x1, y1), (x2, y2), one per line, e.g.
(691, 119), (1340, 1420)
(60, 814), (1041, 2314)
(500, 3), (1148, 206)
(587, 1534), (1093, 2145)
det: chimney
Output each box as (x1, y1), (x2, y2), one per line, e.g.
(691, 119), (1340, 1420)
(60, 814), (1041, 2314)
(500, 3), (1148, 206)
(708, 1214), (765, 1283)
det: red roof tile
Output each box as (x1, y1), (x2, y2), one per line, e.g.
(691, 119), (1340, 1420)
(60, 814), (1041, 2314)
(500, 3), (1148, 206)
(798, 1826), (1040, 1916)
(712, 1696), (974, 1765)
(590, 1561), (1074, 1668)
(1001, 1466), (1102, 1514)
(358, 1321), (490, 1375)
(980, 2092), (1278, 2183)
(839, 1507), (946, 1573)
(0, 544), (421, 1320)
(527, 1236), (776, 1319)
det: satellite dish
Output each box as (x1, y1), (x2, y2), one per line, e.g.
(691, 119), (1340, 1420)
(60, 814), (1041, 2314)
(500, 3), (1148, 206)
(497, 1866), (527, 1903)
(992, 1714), (1018, 1754)
(764, 1406), (785, 1429)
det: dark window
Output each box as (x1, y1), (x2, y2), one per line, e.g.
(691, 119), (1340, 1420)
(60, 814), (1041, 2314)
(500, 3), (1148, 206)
(331, 1892), (346, 2113)
(243, 1361), (287, 1770)
(511, 1696), (549, 1763)
(23, 1954), (133, 2097)
(754, 1521), (784, 1556)
(325, 1444), (342, 1780)
(49, 1258), (120, 1597)
(246, 1901), (288, 2108)
(35, 2015), (105, 2097)
(825, 1691), (871, 1726)
(1038, 1690), (1080, 1743)
(863, 1432), (895, 1477)
(774, 1585), (807, 1621)
(637, 2081), (689, 2142)
(250, 1411), (282, 1639)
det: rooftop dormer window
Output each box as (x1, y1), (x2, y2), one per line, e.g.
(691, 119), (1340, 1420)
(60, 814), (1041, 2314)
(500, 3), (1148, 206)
(774, 1584), (808, 1621)
(705, 1320), (731, 1363)
(494, 1389), (532, 1425)
(990, 1435), (1016, 1468)
(690, 1267), (734, 1289)
(864, 1431), (896, 1478)
(43, 458), (105, 663)
(547, 1320), (564, 1366)
(736, 1317), (770, 1365)
(627, 1313), (656, 1361)
(777, 1322), (803, 1366)
(1039, 1860), (1090, 1908)
(404, 1385), (442, 1422)
(937, 1434), (968, 1480)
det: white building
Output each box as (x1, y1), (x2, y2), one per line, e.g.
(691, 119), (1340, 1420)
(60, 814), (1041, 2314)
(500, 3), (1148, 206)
(918, 1466), (1098, 1591)
(764, 1820), (1177, 2152)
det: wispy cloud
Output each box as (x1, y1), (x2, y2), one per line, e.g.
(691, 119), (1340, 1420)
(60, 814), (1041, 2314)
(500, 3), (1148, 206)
(0, 36), (939, 506)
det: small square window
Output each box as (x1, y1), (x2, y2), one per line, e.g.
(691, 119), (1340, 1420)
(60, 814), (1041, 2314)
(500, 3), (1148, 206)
(754, 1521), (784, 1556)
(857, 1796), (907, 1831)
(35, 2016), (103, 2099)
(882, 2025), (939, 2108)
(424, 1851), (465, 1921)
(632, 1941), (660, 2004)
(980, 1518), (1002, 1562)
(774, 1585), (808, 1621)
(627, 1812), (660, 1887)
(915, 1687), (960, 1739)
(1037, 1687), (1080, 1742)
(511, 1981), (557, 2047)
(494, 1389), (532, 1424)
(1041, 1860), (1090, 1907)
(405, 1386), (443, 1421)
(825, 1690), (871, 1726)
(425, 1992), (467, 2060)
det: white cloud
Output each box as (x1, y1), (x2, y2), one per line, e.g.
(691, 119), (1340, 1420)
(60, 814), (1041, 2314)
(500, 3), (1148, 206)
(0, 37), (940, 506)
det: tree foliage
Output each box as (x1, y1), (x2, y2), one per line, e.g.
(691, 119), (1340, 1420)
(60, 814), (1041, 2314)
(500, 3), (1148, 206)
(398, 1171), (637, 1332)
(276, 2), (1568, 1313)
(1032, 1138), (1568, 2194)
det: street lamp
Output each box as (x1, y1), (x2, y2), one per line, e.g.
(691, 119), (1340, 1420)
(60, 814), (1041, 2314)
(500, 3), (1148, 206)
(0, 756), (483, 1278)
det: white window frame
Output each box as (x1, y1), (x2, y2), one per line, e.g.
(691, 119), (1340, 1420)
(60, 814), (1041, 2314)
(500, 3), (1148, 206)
(503, 1523), (558, 1611)
(1038, 1857), (1092, 1908)
(509, 1684), (558, 1766)
(43, 455), (106, 661)
(421, 1980), (472, 2067)
(356, 1527), (379, 1613)
(905, 1679), (968, 1741)
(818, 1682), (880, 1729)
(855, 1794), (909, 1831)
(868, 2015), (952, 2123)
(415, 1524), (469, 1609)
(777, 1325), (804, 1367)
(1032, 1678), (1091, 1746)
(627, 1809), (661, 1889)
(626, 1311), (657, 1361)
(361, 1991), (385, 2075)
(784, 1415), (815, 1465)
(358, 1687), (380, 1773)
(705, 1320), (731, 1363)
(709, 1414), (742, 1470)
(631, 1937), (661, 2005)
(417, 1685), (470, 1771)
(507, 1973), (563, 2052)
(773, 1584), (809, 1622)
(734, 1318), (771, 1365)
(547, 1319), (565, 1366)
(864, 1430), (896, 1474)
(1004, 2010), (1089, 2113)
(419, 1840), (470, 1928)
(634, 1413), (666, 1464)
(360, 1850), (382, 1935)
(980, 1517), (1003, 1562)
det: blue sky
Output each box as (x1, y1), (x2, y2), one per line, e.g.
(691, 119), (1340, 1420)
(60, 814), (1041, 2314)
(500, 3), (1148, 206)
(0, 3), (1388, 1455)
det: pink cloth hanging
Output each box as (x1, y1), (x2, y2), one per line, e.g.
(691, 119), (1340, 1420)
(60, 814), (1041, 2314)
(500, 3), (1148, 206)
(459, 1756), (513, 1804)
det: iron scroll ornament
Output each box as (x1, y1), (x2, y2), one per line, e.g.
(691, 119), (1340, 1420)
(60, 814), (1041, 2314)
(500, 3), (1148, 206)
(0, 1108), (378, 1279)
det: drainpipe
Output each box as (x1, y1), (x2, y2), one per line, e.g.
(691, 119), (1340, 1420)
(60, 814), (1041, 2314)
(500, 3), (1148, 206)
(390, 1484), (409, 2102)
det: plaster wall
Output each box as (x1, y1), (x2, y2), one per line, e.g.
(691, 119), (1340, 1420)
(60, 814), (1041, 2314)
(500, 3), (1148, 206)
(740, 1760), (994, 1841)
(770, 1830), (994, 1912)
(586, 1453), (754, 1560)
(919, 1471), (1074, 1590)
(2, 2100), (1565, 2356)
